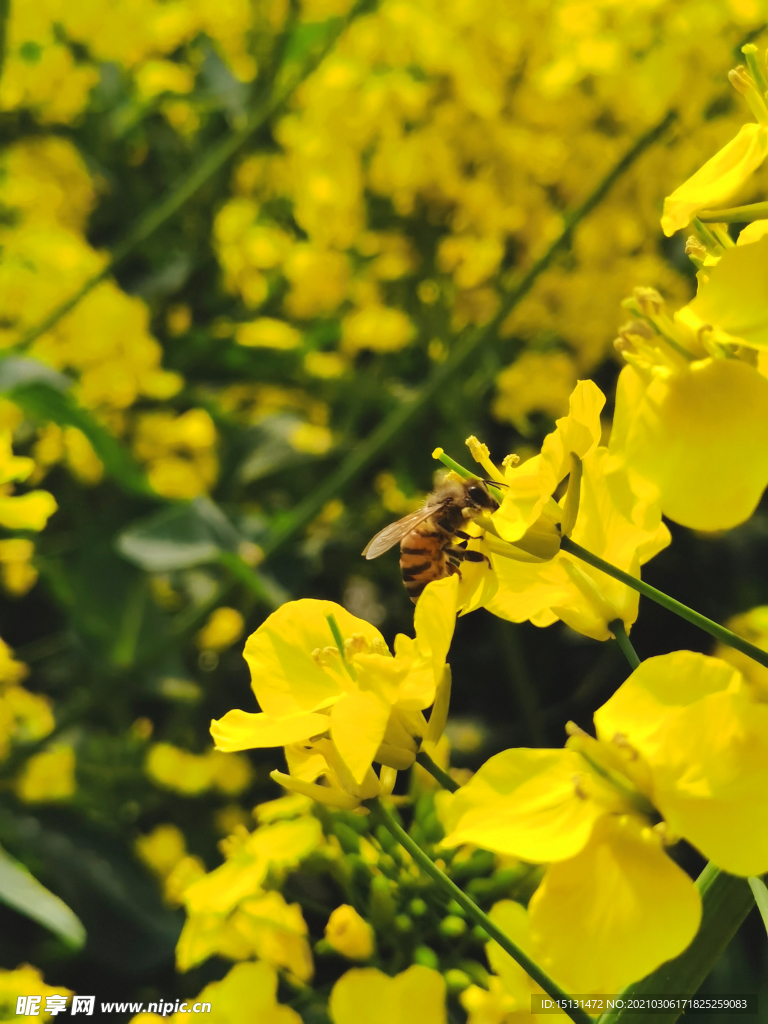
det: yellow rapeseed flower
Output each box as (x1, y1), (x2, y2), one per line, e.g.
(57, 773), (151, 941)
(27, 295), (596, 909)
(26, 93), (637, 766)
(130, 960), (303, 1024)
(16, 746), (76, 802)
(135, 823), (188, 879)
(661, 59), (768, 235)
(0, 965), (71, 1022)
(329, 965), (446, 1024)
(145, 744), (252, 796)
(611, 284), (768, 531)
(486, 446), (670, 640)
(211, 576), (458, 790)
(324, 904), (376, 960)
(479, 379), (604, 547)
(443, 648), (768, 989)
(0, 538), (37, 596)
(196, 608), (246, 653)
(0, 431), (58, 532)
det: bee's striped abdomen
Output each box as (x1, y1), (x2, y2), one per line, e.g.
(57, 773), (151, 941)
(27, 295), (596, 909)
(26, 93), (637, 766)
(399, 526), (450, 603)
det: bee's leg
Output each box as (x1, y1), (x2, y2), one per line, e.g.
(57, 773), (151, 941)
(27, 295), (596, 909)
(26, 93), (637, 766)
(446, 555), (463, 580)
(454, 529), (472, 541)
(453, 549), (492, 567)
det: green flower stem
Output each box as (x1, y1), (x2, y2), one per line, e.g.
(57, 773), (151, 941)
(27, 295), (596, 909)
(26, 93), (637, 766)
(608, 618), (641, 670)
(434, 450), (475, 479)
(697, 200), (768, 222)
(414, 751), (460, 793)
(560, 537), (768, 671)
(369, 797), (594, 1024)
(748, 876), (768, 934)
(260, 110), (677, 560)
(597, 864), (754, 1024)
(11, 5), (367, 352)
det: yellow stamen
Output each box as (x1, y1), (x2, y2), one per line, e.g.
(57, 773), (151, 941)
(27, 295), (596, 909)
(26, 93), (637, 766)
(465, 436), (506, 482)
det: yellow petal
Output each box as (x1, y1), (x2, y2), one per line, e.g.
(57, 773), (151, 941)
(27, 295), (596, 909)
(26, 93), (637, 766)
(661, 123), (768, 236)
(441, 748), (602, 861)
(175, 912), (252, 971)
(0, 490), (58, 531)
(594, 651), (740, 757)
(488, 449), (669, 641)
(189, 961), (303, 1024)
(486, 554), (572, 626)
(210, 709), (330, 751)
(485, 900), (535, 1008)
(615, 358), (768, 531)
(329, 965), (446, 1024)
(528, 816), (701, 992)
(683, 234), (768, 349)
(325, 904), (376, 960)
(495, 381), (604, 543)
(638, 687), (768, 876)
(737, 220), (768, 245)
(414, 574), (458, 674)
(331, 689), (391, 784)
(232, 890), (314, 981)
(243, 600), (384, 716)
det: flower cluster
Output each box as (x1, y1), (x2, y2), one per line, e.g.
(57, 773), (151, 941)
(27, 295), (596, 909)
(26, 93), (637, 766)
(7, 6), (768, 1024)
(195, 43), (768, 1020)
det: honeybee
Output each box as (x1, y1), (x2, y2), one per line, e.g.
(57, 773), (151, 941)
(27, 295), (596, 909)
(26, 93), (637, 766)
(362, 477), (498, 602)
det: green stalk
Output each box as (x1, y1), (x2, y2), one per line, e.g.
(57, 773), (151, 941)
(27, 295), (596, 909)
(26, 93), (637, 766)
(597, 864), (753, 1024)
(748, 876), (768, 934)
(259, 110), (677, 559)
(369, 797), (594, 1024)
(608, 618), (641, 670)
(560, 537), (768, 670)
(697, 200), (768, 222)
(434, 450), (477, 479)
(414, 751), (459, 793)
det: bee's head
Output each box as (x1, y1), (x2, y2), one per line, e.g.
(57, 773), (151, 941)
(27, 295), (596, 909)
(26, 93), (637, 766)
(464, 479), (499, 511)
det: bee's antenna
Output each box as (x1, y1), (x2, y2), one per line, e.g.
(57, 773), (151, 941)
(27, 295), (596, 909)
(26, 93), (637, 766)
(482, 478), (508, 488)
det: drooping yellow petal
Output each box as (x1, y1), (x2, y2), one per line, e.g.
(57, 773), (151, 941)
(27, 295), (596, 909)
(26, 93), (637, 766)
(681, 234), (768, 349)
(441, 748), (602, 862)
(528, 816), (702, 993)
(661, 123), (768, 236)
(210, 709), (330, 752)
(637, 687), (768, 876)
(331, 689), (392, 784)
(329, 965), (446, 1024)
(414, 574), (459, 676)
(613, 358), (768, 531)
(243, 600), (384, 717)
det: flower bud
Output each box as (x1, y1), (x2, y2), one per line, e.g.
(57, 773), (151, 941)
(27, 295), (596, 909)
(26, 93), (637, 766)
(325, 904), (375, 960)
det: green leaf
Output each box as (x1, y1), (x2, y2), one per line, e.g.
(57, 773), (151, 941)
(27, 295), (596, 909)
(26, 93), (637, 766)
(0, 845), (85, 949)
(0, 356), (71, 392)
(748, 876), (768, 934)
(117, 496), (241, 571)
(237, 415), (318, 483)
(7, 381), (150, 495)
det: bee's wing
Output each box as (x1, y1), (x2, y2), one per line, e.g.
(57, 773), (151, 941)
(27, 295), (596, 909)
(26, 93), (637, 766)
(362, 506), (439, 559)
